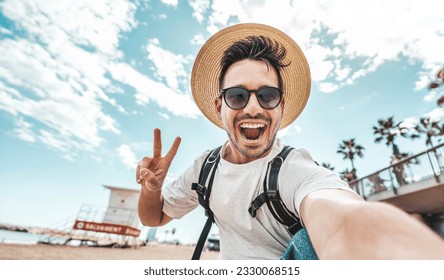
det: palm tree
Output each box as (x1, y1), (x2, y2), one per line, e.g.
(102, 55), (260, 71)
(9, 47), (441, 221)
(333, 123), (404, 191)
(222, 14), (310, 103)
(336, 138), (365, 171)
(339, 168), (357, 183)
(339, 168), (359, 194)
(321, 162), (335, 171)
(373, 117), (400, 156)
(372, 116), (418, 158)
(415, 117), (444, 147)
(428, 66), (444, 106)
(415, 117), (444, 169)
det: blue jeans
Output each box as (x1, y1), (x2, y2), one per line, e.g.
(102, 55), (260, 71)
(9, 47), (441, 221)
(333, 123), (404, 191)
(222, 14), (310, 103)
(280, 228), (318, 260)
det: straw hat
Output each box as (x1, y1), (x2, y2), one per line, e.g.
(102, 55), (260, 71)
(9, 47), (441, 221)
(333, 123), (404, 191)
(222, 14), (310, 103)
(191, 23), (311, 130)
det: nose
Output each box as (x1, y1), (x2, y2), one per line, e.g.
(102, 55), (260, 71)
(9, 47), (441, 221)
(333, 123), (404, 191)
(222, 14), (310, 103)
(243, 93), (263, 116)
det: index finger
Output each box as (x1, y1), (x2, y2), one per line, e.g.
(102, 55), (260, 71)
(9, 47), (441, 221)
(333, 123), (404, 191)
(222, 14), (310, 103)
(165, 136), (181, 163)
(153, 128), (162, 158)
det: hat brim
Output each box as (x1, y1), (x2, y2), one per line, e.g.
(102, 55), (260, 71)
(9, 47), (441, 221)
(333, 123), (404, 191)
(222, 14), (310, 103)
(191, 23), (311, 130)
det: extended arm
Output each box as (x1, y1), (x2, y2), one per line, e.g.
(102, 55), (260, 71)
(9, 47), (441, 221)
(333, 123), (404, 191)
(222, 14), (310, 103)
(136, 128), (180, 227)
(301, 189), (444, 259)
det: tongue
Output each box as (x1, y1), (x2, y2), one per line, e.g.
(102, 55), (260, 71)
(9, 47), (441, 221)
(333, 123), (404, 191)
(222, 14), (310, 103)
(243, 128), (261, 140)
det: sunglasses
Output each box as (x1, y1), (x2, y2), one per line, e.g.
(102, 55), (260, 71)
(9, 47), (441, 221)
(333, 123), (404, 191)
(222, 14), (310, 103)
(220, 86), (283, 110)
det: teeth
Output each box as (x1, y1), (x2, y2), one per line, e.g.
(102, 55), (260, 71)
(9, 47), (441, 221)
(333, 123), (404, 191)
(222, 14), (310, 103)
(240, 123), (265, 129)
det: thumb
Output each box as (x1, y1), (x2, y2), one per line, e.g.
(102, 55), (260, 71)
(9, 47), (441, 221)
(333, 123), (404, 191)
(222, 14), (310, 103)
(139, 168), (153, 181)
(140, 168), (161, 192)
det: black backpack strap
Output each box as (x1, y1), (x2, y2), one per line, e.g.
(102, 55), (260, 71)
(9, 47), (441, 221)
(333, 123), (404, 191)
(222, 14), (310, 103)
(191, 146), (222, 260)
(248, 145), (303, 235)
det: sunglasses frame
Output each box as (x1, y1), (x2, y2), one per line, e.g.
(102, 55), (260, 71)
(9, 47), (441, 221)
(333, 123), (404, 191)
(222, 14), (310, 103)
(220, 86), (283, 110)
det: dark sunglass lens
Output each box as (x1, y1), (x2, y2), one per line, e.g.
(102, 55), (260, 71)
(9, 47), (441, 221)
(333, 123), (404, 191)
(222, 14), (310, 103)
(225, 88), (249, 109)
(257, 88), (281, 109)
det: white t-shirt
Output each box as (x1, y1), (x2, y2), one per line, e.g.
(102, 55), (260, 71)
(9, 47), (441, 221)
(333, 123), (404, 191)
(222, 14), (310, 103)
(162, 139), (354, 259)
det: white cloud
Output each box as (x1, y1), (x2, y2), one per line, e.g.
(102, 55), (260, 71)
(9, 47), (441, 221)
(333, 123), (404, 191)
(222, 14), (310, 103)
(190, 33), (205, 45)
(415, 72), (432, 91)
(0, 39), (120, 149)
(161, 0), (178, 8)
(425, 108), (444, 123)
(206, 0), (243, 34)
(146, 38), (192, 91)
(39, 129), (71, 152)
(107, 62), (199, 118)
(319, 82), (339, 93)
(0, 0), (137, 157)
(305, 44), (335, 82)
(278, 124), (302, 138)
(334, 64), (351, 82)
(188, 0), (210, 23)
(400, 117), (418, 129)
(424, 91), (437, 103)
(0, 0), (137, 57)
(0, 26), (12, 35)
(14, 118), (36, 143)
(0, 0), (202, 159)
(158, 112), (170, 120)
(202, 0), (444, 92)
(118, 144), (138, 169)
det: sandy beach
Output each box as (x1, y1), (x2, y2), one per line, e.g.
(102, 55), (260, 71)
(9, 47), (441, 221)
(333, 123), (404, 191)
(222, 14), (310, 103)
(0, 243), (219, 260)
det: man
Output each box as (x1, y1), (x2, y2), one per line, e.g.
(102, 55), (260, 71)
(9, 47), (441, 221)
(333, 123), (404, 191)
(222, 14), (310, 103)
(137, 23), (444, 259)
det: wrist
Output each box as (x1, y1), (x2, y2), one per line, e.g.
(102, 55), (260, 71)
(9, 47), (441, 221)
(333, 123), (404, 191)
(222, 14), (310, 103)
(142, 181), (162, 193)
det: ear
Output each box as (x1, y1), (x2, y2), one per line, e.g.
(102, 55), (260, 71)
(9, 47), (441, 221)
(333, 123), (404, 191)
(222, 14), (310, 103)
(215, 97), (222, 119)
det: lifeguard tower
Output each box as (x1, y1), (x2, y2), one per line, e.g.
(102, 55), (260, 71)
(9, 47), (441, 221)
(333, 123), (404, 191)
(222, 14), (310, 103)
(68, 185), (142, 247)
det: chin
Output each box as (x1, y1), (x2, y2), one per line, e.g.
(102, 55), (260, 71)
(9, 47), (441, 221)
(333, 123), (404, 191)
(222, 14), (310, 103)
(235, 135), (275, 159)
(240, 147), (270, 159)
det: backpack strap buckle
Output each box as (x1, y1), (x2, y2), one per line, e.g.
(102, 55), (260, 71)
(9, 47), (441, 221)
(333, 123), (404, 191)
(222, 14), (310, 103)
(288, 221), (303, 235)
(248, 202), (260, 217)
(191, 183), (206, 196)
(248, 192), (268, 217)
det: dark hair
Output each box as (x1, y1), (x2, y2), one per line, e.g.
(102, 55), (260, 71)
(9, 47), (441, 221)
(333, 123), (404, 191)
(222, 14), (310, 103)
(218, 35), (289, 90)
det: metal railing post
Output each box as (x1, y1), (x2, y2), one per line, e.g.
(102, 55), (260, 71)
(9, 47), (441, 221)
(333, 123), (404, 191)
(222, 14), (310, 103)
(387, 169), (398, 195)
(352, 142), (444, 199)
(427, 151), (440, 183)
(359, 180), (366, 200)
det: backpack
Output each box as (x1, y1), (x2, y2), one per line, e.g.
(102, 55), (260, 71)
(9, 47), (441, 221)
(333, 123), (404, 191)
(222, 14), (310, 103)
(191, 145), (303, 260)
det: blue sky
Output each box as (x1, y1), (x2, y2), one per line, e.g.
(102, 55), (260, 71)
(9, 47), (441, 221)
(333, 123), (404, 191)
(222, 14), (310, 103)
(1, 0), (444, 244)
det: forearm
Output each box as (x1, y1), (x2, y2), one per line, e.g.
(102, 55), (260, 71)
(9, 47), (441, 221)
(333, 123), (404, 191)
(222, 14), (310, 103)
(138, 187), (171, 227)
(332, 204), (442, 259)
(302, 190), (444, 259)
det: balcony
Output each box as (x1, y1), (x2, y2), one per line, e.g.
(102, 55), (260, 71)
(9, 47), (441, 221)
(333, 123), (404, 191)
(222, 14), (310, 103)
(350, 142), (444, 214)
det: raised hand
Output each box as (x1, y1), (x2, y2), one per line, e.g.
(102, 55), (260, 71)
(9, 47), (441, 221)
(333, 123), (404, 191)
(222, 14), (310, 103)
(136, 128), (181, 192)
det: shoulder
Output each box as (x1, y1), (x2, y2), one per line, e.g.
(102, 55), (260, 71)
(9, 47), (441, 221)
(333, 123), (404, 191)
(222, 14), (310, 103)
(289, 148), (316, 162)
(283, 147), (321, 171)
(195, 147), (219, 165)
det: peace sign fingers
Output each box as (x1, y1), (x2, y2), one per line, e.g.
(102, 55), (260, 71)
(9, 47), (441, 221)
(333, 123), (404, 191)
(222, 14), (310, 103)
(165, 136), (181, 166)
(152, 128), (162, 159)
(136, 128), (181, 190)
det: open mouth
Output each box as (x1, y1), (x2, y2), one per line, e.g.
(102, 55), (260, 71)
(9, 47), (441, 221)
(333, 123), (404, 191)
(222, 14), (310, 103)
(239, 123), (266, 142)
